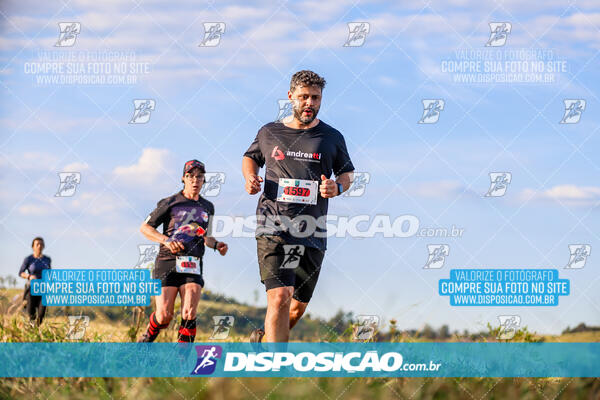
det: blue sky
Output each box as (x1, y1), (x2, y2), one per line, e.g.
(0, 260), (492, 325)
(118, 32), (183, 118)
(1, 0), (599, 335)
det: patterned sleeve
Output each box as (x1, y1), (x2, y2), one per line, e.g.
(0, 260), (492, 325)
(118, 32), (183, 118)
(145, 198), (170, 228)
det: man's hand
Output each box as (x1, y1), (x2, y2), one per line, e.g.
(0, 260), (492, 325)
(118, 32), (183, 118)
(245, 174), (263, 195)
(28, 274), (37, 281)
(163, 239), (184, 254)
(320, 174), (338, 198)
(216, 241), (228, 256)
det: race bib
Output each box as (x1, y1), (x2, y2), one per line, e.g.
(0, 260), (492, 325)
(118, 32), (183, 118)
(175, 256), (201, 275)
(276, 178), (318, 205)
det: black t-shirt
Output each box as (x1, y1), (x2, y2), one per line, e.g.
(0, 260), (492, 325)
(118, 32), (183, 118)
(244, 120), (354, 250)
(144, 191), (215, 261)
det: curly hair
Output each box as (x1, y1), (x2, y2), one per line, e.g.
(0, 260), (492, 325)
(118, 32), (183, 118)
(290, 70), (326, 92)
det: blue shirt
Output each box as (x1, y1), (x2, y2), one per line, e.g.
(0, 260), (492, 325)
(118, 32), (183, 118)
(19, 255), (52, 277)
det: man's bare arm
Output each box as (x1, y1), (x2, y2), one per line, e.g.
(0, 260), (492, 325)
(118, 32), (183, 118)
(336, 171), (353, 193)
(320, 171), (354, 198)
(243, 156), (263, 195)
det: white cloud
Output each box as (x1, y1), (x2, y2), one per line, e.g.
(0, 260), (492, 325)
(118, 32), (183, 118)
(377, 75), (400, 86)
(16, 195), (59, 216)
(411, 180), (467, 198)
(0, 113), (109, 135)
(112, 147), (174, 186)
(519, 184), (600, 206)
(17, 203), (58, 216)
(15, 189), (126, 217)
(62, 161), (89, 171)
(4, 3), (598, 88)
(70, 191), (126, 216)
(1, 151), (59, 171)
(219, 5), (273, 25)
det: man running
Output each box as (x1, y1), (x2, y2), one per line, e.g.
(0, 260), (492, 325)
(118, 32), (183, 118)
(243, 70), (355, 342)
(137, 160), (228, 343)
(19, 237), (51, 326)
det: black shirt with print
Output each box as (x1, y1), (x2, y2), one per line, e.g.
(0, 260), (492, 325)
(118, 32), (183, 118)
(244, 120), (354, 250)
(145, 191), (214, 261)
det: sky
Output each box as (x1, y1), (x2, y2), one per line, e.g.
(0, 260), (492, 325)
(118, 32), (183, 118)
(1, 0), (599, 335)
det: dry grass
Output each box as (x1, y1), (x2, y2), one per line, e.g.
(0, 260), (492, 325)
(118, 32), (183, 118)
(0, 288), (598, 399)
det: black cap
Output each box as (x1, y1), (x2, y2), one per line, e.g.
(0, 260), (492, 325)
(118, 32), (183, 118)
(183, 159), (206, 175)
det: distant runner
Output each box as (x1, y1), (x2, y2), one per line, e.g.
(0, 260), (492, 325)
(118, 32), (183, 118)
(137, 160), (228, 342)
(19, 237), (51, 326)
(243, 70), (355, 342)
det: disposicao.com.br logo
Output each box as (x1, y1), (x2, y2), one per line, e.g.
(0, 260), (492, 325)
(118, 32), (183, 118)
(191, 348), (441, 375)
(191, 345), (223, 375)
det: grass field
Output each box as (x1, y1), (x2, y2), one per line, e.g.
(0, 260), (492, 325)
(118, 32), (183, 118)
(0, 287), (598, 399)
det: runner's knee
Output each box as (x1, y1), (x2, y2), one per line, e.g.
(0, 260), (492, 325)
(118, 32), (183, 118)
(181, 307), (197, 320)
(289, 306), (305, 321)
(156, 310), (173, 325)
(268, 287), (294, 310)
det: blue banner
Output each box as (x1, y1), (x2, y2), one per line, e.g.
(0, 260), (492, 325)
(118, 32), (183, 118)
(0, 343), (597, 377)
(30, 269), (161, 306)
(439, 269), (570, 306)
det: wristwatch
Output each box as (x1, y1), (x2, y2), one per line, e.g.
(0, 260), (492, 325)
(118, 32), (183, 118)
(336, 182), (344, 196)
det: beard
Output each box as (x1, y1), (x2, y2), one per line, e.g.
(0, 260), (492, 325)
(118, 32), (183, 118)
(293, 104), (319, 124)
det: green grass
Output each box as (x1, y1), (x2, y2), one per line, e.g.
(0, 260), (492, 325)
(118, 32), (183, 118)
(1, 375), (598, 399)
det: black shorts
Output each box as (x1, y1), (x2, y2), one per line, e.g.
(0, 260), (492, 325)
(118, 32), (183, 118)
(153, 259), (205, 288)
(256, 235), (325, 303)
